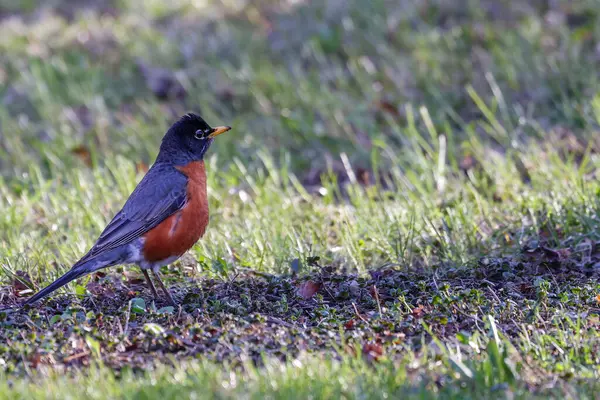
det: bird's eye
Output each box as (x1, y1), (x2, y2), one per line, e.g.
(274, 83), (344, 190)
(194, 128), (213, 140)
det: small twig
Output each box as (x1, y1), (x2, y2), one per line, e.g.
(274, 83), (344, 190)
(373, 285), (383, 316)
(225, 271), (242, 293)
(63, 351), (90, 363)
(229, 271), (241, 283)
(352, 302), (368, 323)
(486, 286), (502, 304)
(87, 293), (97, 309)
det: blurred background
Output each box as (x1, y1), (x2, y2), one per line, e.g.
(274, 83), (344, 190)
(1, 0), (599, 178)
(2, 0), (600, 275)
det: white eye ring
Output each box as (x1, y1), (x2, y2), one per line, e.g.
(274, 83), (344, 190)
(194, 129), (212, 139)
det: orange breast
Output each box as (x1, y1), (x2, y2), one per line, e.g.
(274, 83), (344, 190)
(142, 161), (209, 262)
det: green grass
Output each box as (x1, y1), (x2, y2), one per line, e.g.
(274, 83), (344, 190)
(2, 0), (600, 398)
(0, 352), (576, 399)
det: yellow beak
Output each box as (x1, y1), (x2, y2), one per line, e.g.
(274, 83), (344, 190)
(208, 126), (231, 138)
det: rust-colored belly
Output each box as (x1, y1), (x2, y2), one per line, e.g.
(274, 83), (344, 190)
(143, 161), (209, 262)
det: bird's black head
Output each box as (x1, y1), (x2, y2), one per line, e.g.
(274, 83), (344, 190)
(158, 113), (231, 164)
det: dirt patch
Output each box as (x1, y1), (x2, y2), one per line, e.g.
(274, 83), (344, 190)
(2, 238), (600, 374)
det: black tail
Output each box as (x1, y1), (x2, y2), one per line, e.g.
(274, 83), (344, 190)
(22, 267), (89, 307)
(22, 248), (125, 307)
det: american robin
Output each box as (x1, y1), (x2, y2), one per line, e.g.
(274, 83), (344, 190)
(23, 113), (231, 307)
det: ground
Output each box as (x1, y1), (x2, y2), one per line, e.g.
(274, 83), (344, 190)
(2, 0), (600, 398)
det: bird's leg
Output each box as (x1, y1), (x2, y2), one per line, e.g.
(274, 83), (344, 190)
(141, 269), (159, 299)
(152, 270), (176, 306)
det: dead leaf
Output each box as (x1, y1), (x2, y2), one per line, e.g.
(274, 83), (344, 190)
(86, 282), (104, 296)
(72, 145), (92, 167)
(362, 343), (384, 362)
(63, 351), (90, 363)
(127, 277), (145, 285)
(374, 99), (400, 116)
(412, 304), (426, 318)
(296, 280), (321, 299)
(29, 352), (42, 368)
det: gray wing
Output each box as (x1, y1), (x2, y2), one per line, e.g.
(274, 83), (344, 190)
(78, 164), (188, 263)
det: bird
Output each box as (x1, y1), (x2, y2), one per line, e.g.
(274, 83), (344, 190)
(23, 113), (231, 307)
